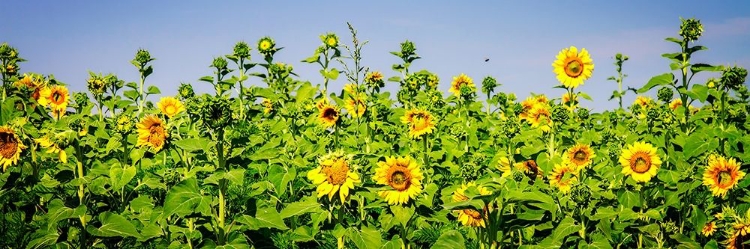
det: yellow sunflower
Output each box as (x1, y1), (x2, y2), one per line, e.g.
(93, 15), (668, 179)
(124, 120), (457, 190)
(373, 156), (424, 205)
(726, 212), (750, 249)
(13, 74), (35, 89)
(619, 142), (662, 183)
(563, 144), (596, 170)
(519, 159), (543, 178)
(497, 157), (513, 178)
(343, 83), (357, 95)
(315, 98), (329, 110)
(157, 96), (185, 118)
(136, 115), (168, 152)
(449, 73), (475, 97)
(549, 162), (579, 193)
(701, 221), (716, 237)
(0, 126), (26, 171)
(524, 105), (552, 132)
(552, 46), (594, 89)
(452, 182), (493, 227)
(634, 95), (653, 109)
(44, 85), (70, 111)
(669, 99), (682, 110)
(400, 109), (436, 139)
(36, 135), (67, 164)
(703, 156), (746, 198)
(318, 104), (340, 128)
(262, 98), (273, 114)
(365, 71), (383, 83)
(306, 151), (360, 204)
(345, 94), (366, 118)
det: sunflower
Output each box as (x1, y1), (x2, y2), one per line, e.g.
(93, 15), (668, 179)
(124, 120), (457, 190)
(619, 142), (662, 183)
(400, 109), (436, 139)
(634, 95), (653, 109)
(157, 96), (185, 118)
(549, 162), (579, 193)
(262, 98), (273, 114)
(701, 221), (716, 237)
(449, 73), (475, 97)
(519, 159), (543, 178)
(0, 126), (26, 171)
(497, 157), (513, 178)
(563, 144), (596, 170)
(703, 156), (746, 198)
(552, 46), (594, 89)
(343, 83), (357, 95)
(39, 85), (70, 111)
(318, 104), (340, 128)
(524, 105), (552, 132)
(345, 94), (366, 118)
(726, 213), (750, 249)
(136, 115), (168, 152)
(258, 37), (275, 53)
(562, 92), (578, 110)
(315, 98), (329, 110)
(307, 151), (360, 204)
(452, 182), (493, 227)
(669, 99), (682, 110)
(36, 135), (67, 163)
(373, 156), (424, 205)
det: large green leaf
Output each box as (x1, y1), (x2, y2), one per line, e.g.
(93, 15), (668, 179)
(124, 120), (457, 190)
(431, 230), (465, 249)
(347, 226), (383, 249)
(172, 138), (214, 152)
(86, 212), (140, 238)
(236, 207), (289, 230)
(109, 165), (136, 190)
(548, 216), (578, 243)
(280, 197), (323, 219)
(683, 132), (717, 159)
(638, 73), (674, 93)
(163, 178), (212, 218)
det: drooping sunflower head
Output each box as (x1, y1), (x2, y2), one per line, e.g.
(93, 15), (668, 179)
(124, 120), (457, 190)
(619, 142), (662, 183)
(449, 73), (475, 97)
(552, 46), (594, 89)
(157, 96), (185, 119)
(669, 99), (683, 110)
(318, 104), (340, 128)
(0, 126), (26, 171)
(549, 162), (579, 194)
(373, 156), (425, 205)
(564, 144), (596, 170)
(452, 182), (493, 228)
(40, 85), (70, 112)
(345, 94), (367, 118)
(86, 75), (107, 96)
(400, 109), (436, 139)
(136, 115), (168, 152)
(725, 211), (750, 249)
(365, 71), (385, 90)
(703, 155), (746, 198)
(306, 151), (361, 204)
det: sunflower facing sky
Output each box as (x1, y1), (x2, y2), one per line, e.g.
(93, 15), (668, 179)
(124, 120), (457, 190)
(136, 115), (168, 152)
(452, 182), (493, 227)
(619, 142), (662, 183)
(318, 103), (340, 128)
(373, 156), (424, 205)
(549, 162), (579, 193)
(401, 109), (436, 139)
(307, 151), (360, 204)
(39, 85), (70, 111)
(552, 46), (594, 89)
(702, 155), (746, 198)
(0, 126), (26, 171)
(564, 144), (596, 170)
(449, 73), (475, 97)
(157, 96), (185, 118)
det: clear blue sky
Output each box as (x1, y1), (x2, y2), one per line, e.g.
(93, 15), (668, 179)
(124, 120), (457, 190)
(2, 1), (749, 111)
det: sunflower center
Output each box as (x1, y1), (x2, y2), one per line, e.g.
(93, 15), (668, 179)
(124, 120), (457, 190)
(574, 151), (588, 162)
(323, 108), (338, 120)
(716, 171), (734, 188)
(260, 41), (271, 50)
(630, 153), (651, 173)
(462, 209), (483, 219)
(166, 105), (176, 115)
(413, 117), (428, 131)
(326, 37), (337, 46)
(52, 92), (63, 104)
(322, 160), (349, 185)
(388, 169), (412, 191)
(0, 132), (19, 159)
(148, 124), (166, 147)
(564, 59), (584, 77)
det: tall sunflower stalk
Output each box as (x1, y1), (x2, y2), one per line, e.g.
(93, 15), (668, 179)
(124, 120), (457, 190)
(132, 49), (154, 115)
(227, 41), (253, 121)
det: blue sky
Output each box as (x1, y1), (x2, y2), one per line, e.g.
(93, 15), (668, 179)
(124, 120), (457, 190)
(2, 1), (749, 111)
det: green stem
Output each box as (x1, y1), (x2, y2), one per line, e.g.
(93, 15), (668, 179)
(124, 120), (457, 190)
(548, 130), (556, 158)
(216, 130), (227, 244)
(138, 73), (146, 114)
(422, 135), (429, 168)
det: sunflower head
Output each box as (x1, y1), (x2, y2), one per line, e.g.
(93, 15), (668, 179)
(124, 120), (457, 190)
(452, 182), (493, 228)
(449, 73), (476, 97)
(0, 126), (26, 171)
(157, 96), (186, 119)
(115, 114), (133, 134)
(679, 17), (703, 42)
(320, 33), (339, 48)
(549, 162), (579, 193)
(257, 36), (276, 54)
(373, 156), (425, 205)
(520, 159), (543, 179)
(525, 105), (552, 132)
(725, 210), (750, 249)
(307, 151), (360, 204)
(232, 41), (251, 59)
(633, 95), (653, 109)
(87, 74), (108, 96)
(564, 144), (596, 170)
(365, 71), (385, 90)
(400, 109), (436, 139)
(703, 155), (746, 198)
(345, 94), (366, 118)
(552, 46), (594, 89)
(39, 85), (70, 112)
(178, 83), (195, 100)
(262, 98), (273, 115)
(201, 96), (233, 130)
(6, 63), (18, 76)
(701, 221), (717, 237)
(318, 104), (340, 128)
(669, 99), (683, 110)
(619, 142), (662, 183)
(136, 115), (168, 152)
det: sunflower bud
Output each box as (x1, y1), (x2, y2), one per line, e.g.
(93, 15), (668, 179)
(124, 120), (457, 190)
(570, 183), (592, 207)
(6, 63), (18, 76)
(233, 41), (251, 59)
(657, 87), (674, 103)
(481, 76), (498, 95)
(178, 83), (195, 100)
(201, 96), (233, 130)
(400, 40), (416, 58)
(427, 73), (439, 90)
(320, 33), (339, 48)
(212, 57), (228, 70)
(679, 17), (703, 42)
(720, 65), (747, 91)
(115, 114), (132, 134)
(577, 108), (590, 120)
(73, 92), (90, 108)
(607, 144), (620, 161)
(0, 43), (10, 57)
(134, 49), (154, 65)
(551, 105), (569, 123)
(87, 75), (107, 96)
(365, 71), (385, 91)
(257, 37), (276, 54)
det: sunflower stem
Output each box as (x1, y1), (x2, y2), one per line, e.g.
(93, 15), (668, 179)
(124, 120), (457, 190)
(422, 135), (429, 168)
(548, 130), (556, 158)
(216, 130), (227, 244)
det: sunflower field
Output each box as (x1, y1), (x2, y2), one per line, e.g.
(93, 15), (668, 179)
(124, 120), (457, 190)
(1, 18), (749, 249)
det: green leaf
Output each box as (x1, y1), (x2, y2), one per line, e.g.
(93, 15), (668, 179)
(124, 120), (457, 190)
(617, 190), (641, 209)
(163, 178), (212, 218)
(26, 231), (59, 249)
(670, 234), (701, 249)
(506, 190), (557, 212)
(268, 165), (296, 196)
(690, 84), (709, 102)
(146, 85), (161, 95)
(109, 165), (136, 190)
(684, 133), (717, 159)
(691, 63), (723, 74)
(280, 198), (323, 219)
(638, 73), (674, 93)
(296, 82), (317, 102)
(172, 138), (213, 152)
(577, 92), (593, 101)
(590, 207), (618, 221)
(390, 205), (414, 228)
(703, 240), (718, 249)
(86, 212), (140, 238)
(347, 226), (383, 249)
(549, 216), (578, 243)
(236, 208), (289, 230)
(431, 230), (465, 249)
(123, 90), (139, 101)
